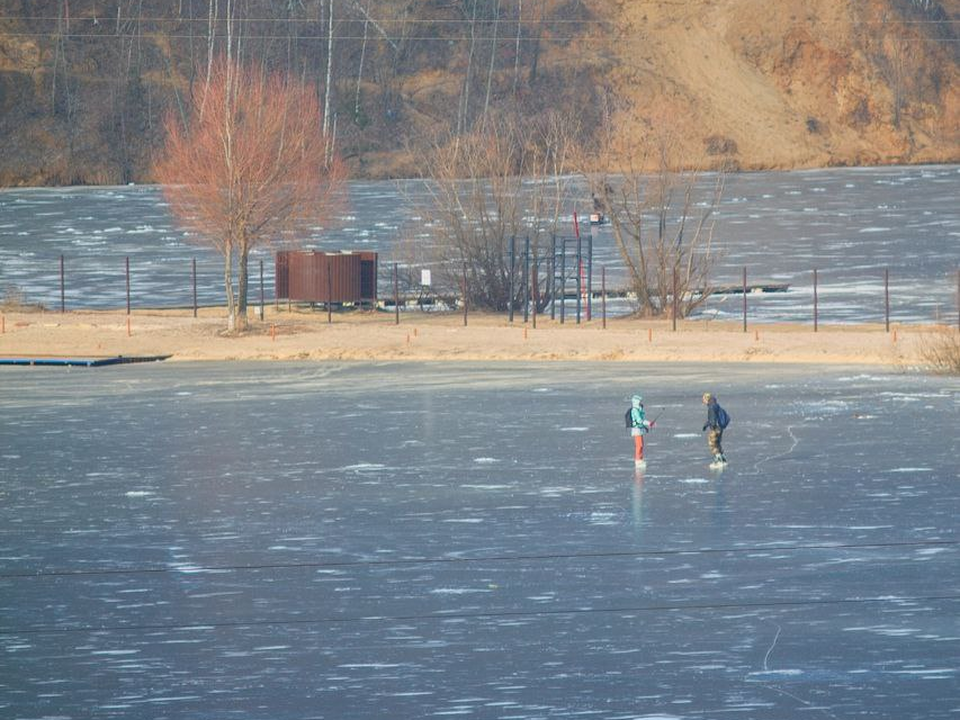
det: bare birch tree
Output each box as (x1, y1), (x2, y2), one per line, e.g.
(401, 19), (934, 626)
(155, 56), (344, 331)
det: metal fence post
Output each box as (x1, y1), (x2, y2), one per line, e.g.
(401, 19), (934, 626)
(326, 261), (332, 324)
(393, 262), (399, 325)
(586, 233), (593, 322)
(462, 262), (468, 327)
(550, 235), (556, 321)
(508, 236), (515, 323)
(59, 255), (65, 313)
(813, 268), (818, 332)
(884, 267), (890, 332)
(125, 256), (131, 315)
(672, 268), (678, 332)
(260, 259), (265, 322)
(532, 263), (538, 330)
(560, 239), (566, 324)
(742, 266), (747, 333)
(192, 258), (198, 318)
(601, 265), (606, 330)
(575, 233), (582, 324)
(523, 236), (530, 324)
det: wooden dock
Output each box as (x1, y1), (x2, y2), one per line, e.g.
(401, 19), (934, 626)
(0, 355), (171, 367)
(376, 282), (790, 309)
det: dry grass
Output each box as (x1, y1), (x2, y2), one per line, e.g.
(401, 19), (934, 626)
(1, 285), (44, 313)
(919, 328), (960, 375)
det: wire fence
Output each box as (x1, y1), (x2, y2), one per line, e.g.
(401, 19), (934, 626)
(2, 254), (959, 332)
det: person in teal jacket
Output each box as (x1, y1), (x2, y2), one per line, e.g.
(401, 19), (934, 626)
(629, 395), (654, 465)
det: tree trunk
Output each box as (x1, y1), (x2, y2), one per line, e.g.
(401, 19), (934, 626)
(513, 0), (522, 94)
(322, 0), (334, 140)
(458, 0), (480, 134)
(224, 242), (236, 331)
(481, 0), (502, 128)
(236, 245), (249, 330)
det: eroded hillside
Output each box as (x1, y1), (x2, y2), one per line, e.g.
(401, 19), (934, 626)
(0, 0), (957, 185)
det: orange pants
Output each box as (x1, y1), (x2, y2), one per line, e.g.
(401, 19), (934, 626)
(634, 435), (645, 461)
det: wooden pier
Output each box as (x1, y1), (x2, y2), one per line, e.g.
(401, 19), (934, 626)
(0, 355), (171, 367)
(375, 282), (790, 310)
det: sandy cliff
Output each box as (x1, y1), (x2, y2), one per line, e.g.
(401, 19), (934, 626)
(0, 0), (957, 185)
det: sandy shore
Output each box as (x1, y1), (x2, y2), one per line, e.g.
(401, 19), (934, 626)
(0, 305), (948, 367)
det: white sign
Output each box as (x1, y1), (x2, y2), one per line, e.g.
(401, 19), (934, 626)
(421, 269), (432, 286)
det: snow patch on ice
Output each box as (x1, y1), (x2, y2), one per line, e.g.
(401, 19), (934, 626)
(748, 669), (803, 678)
(472, 457), (500, 464)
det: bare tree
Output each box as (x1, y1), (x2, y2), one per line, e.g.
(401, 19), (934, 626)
(584, 125), (725, 319)
(458, 0), (480, 135)
(155, 56), (344, 331)
(416, 112), (578, 311)
(513, 0), (523, 94)
(481, 0), (502, 127)
(322, 0), (335, 146)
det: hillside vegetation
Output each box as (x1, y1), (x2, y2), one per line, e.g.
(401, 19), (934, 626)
(0, 0), (957, 185)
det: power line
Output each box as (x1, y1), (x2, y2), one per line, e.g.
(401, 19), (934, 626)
(3, 16), (960, 24)
(2, 593), (959, 636)
(2, 31), (958, 42)
(4, 539), (957, 580)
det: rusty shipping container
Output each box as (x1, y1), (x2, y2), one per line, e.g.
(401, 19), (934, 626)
(275, 251), (378, 305)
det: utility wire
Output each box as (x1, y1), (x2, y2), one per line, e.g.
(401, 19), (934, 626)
(2, 593), (959, 636)
(0, 31), (957, 42)
(3, 539), (956, 580)
(3, 16), (960, 24)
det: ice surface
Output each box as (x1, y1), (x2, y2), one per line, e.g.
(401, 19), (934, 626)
(1, 166), (958, 322)
(0, 362), (958, 718)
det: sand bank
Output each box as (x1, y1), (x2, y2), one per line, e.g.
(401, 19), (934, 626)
(1, 306), (947, 367)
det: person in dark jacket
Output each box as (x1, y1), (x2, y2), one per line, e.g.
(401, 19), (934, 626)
(701, 392), (727, 465)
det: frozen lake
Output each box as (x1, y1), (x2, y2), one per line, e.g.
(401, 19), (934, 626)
(1, 164), (958, 323)
(1, 361), (958, 718)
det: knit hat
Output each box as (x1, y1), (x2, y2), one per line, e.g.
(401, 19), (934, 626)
(702, 392), (713, 403)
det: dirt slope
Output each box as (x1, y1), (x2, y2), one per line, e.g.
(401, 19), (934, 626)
(592, 0), (960, 168)
(0, 0), (957, 185)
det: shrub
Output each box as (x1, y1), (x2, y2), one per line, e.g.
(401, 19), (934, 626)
(919, 329), (960, 375)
